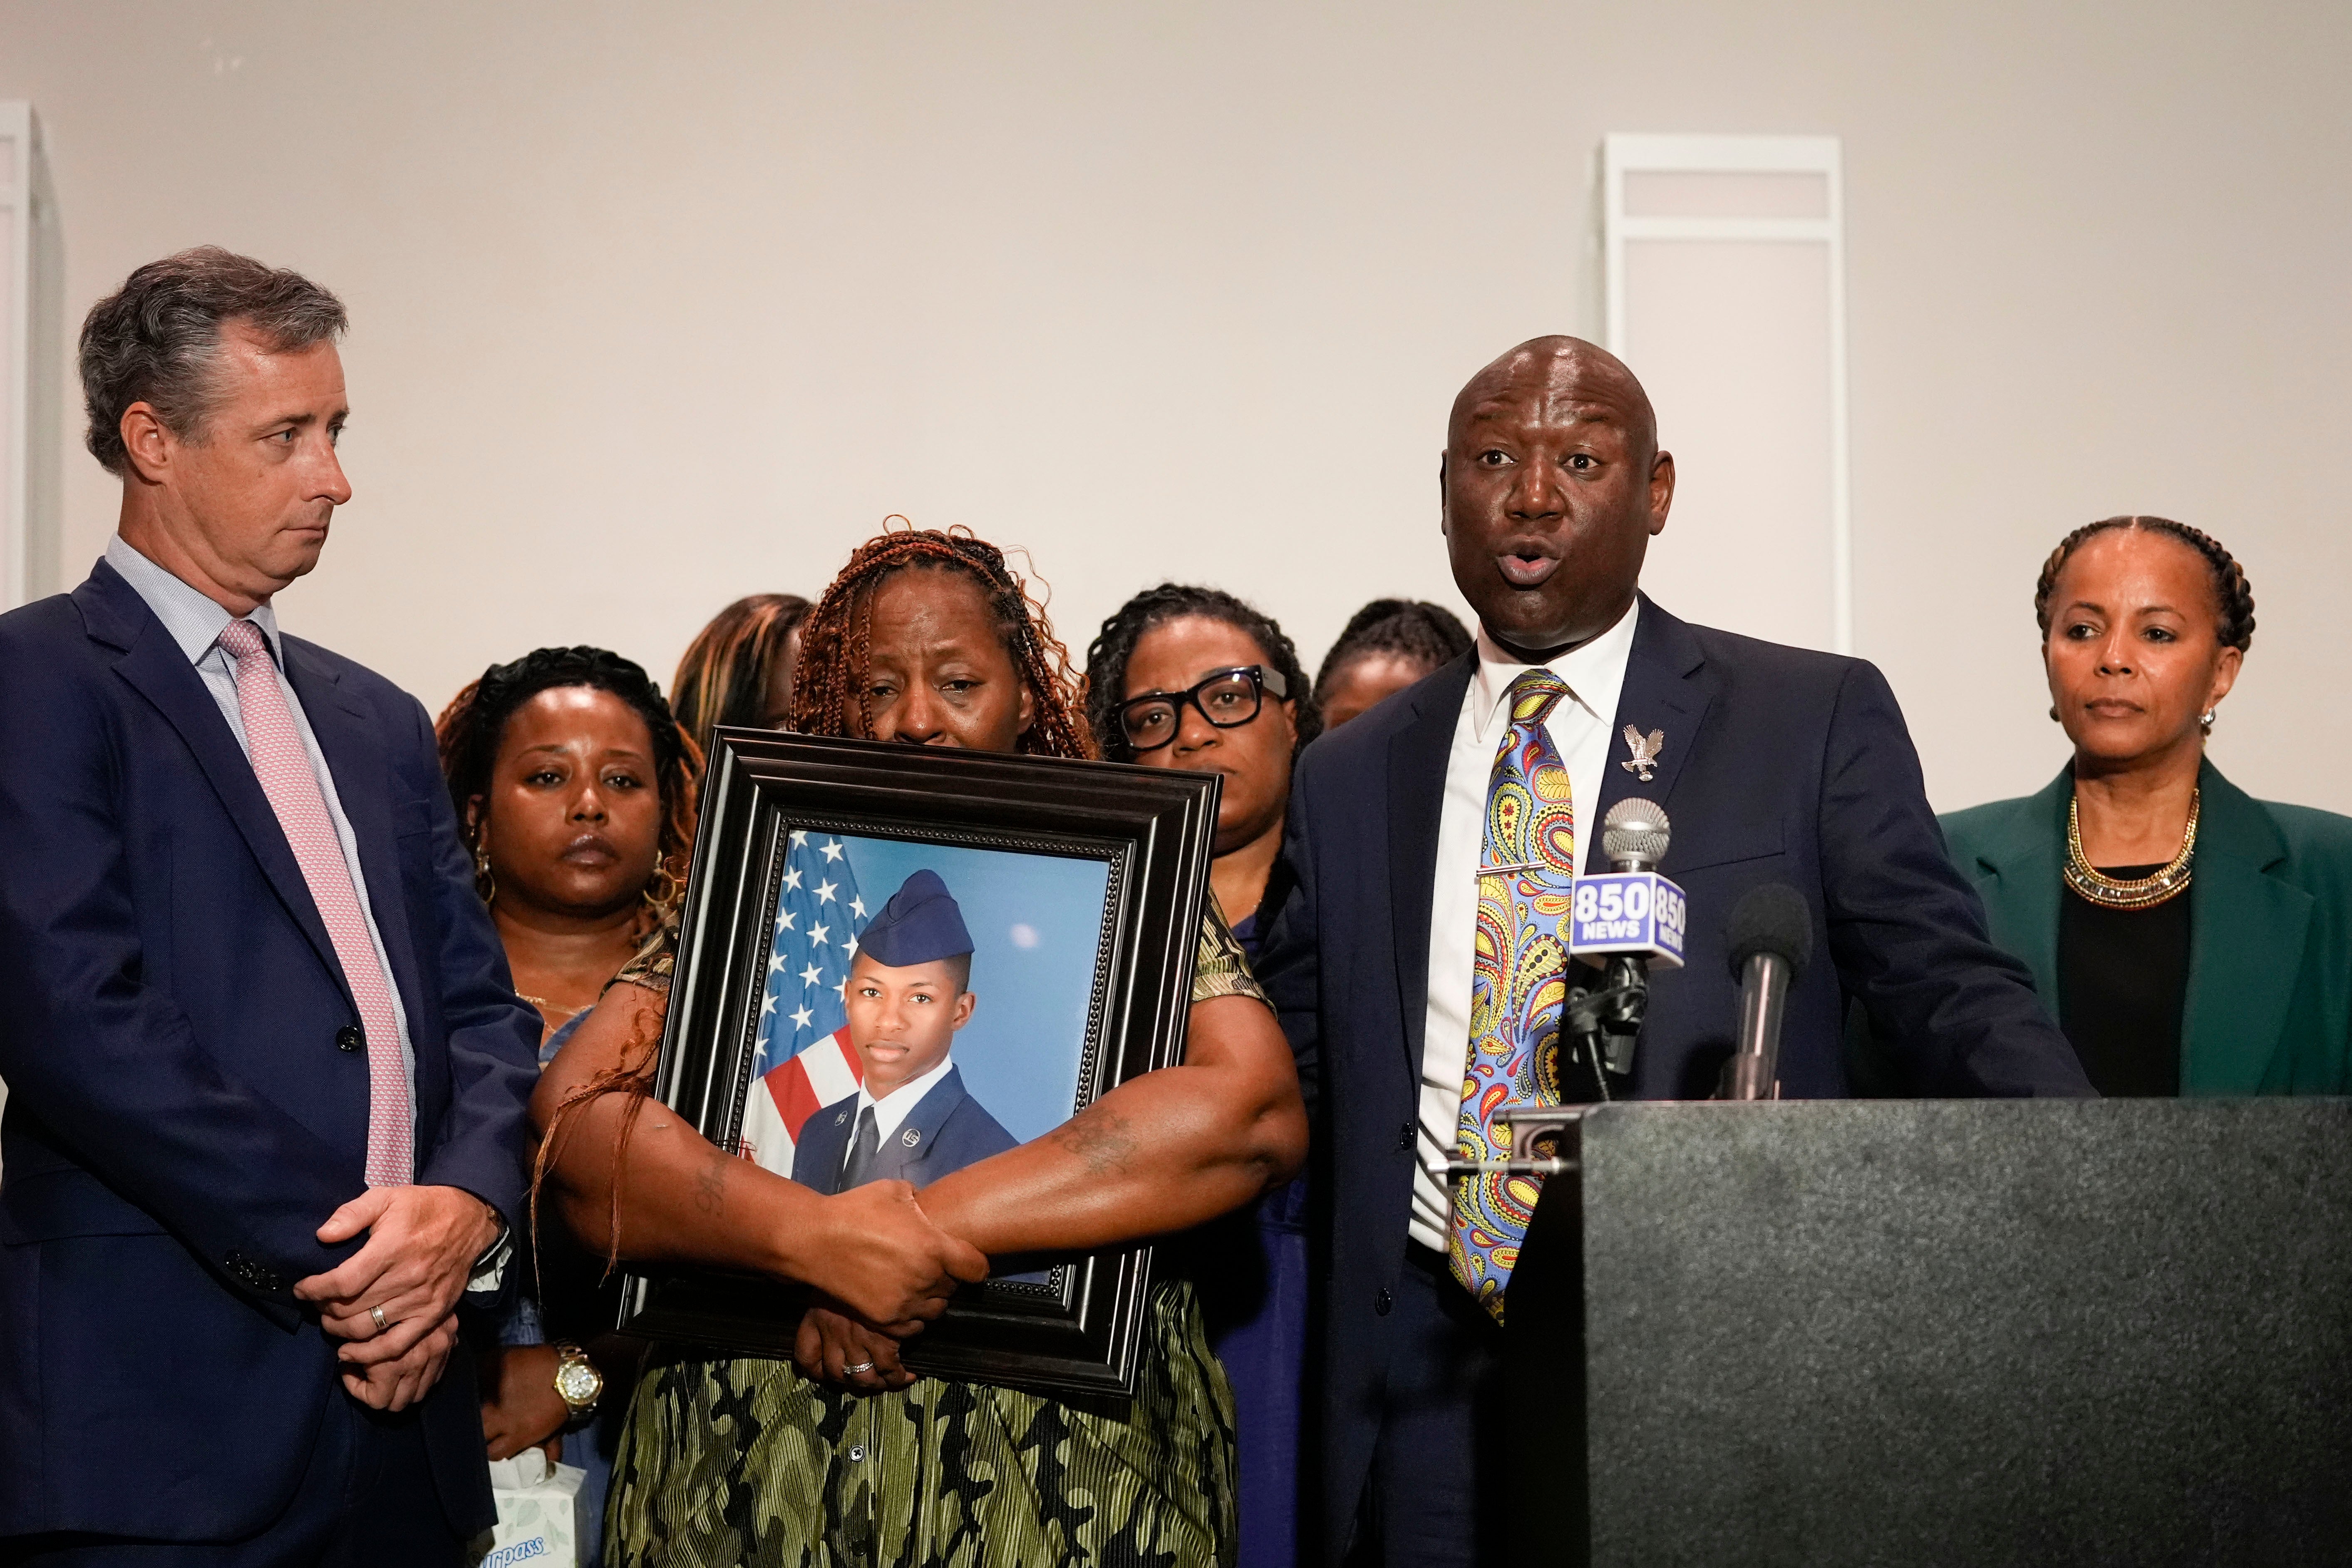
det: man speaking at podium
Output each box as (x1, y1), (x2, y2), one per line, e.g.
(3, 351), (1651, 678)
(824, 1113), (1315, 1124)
(1255, 335), (2093, 1566)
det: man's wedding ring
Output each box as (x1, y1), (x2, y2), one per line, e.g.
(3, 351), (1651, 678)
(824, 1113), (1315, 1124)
(369, 1305), (389, 1332)
(843, 1361), (876, 1376)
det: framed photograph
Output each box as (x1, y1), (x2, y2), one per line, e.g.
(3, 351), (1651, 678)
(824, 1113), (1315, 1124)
(620, 728), (1219, 1397)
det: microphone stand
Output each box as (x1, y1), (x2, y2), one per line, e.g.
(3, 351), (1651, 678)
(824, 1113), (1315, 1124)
(1445, 970), (1633, 1178)
(1717, 953), (1789, 1100)
(1562, 954), (1647, 1099)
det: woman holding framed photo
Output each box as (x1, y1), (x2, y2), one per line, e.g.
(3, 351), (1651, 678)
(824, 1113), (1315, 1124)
(533, 527), (1307, 1566)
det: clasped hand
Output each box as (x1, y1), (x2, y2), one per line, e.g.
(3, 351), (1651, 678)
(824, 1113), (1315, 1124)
(799, 1179), (987, 1331)
(791, 1181), (986, 1394)
(796, 1295), (920, 1394)
(293, 1184), (501, 1412)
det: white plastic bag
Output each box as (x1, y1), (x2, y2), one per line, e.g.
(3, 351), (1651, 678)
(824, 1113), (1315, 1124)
(476, 1449), (587, 1568)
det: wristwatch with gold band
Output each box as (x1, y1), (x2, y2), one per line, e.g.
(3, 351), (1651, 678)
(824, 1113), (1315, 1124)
(551, 1342), (604, 1424)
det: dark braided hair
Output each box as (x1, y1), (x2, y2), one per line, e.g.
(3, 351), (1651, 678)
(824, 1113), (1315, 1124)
(790, 523), (1094, 760)
(434, 646), (701, 926)
(1312, 598), (1474, 706)
(2034, 516), (2256, 654)
(1083, 583), (1320, 764)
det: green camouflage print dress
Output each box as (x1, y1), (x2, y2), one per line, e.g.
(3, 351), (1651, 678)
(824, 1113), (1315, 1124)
(602, 908), (1265, 1568)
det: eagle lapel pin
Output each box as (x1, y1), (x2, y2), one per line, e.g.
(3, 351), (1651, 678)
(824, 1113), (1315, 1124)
(1620, 724), (1665, 783)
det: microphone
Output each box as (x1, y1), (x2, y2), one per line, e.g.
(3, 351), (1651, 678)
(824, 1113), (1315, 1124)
(1563, 799), (1688, 1083)
(1717, 883), (1814, 1100)
(1602, 795), (1671, 873)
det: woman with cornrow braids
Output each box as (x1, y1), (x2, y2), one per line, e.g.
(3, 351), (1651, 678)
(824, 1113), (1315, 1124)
(533, 526), (1305, 1566)
(1312, 598), (1474, 731)
(433, 645), (702, 1565)
(1905, 516), (2352, 1099)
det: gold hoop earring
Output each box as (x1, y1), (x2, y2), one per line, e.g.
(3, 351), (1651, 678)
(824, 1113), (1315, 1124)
(643, 860), (683, 924)
(473, 843), (496, 905)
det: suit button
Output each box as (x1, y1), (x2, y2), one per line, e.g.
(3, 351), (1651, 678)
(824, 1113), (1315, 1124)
(1375, 1288), (1392, 1317)
(335, 1025), (363, 1053)
(224, 1250), (280, 1293)
(1397, 1121), (1415, 1152)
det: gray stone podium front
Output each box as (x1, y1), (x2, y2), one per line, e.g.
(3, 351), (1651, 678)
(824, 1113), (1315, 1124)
(1503, 1100), (2352, 1566)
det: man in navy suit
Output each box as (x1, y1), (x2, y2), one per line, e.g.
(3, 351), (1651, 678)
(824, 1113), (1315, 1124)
(0, 250), (540, 1562)
(791, 870), (1019, 1198)
(1255, 336), (2094, 1566)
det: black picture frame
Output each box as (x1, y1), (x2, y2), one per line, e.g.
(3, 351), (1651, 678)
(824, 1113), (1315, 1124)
(618, 727), (1220, 1398)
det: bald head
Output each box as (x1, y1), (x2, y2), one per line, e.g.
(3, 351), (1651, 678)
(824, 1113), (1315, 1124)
(1440, 335), (1675, 658)
(1449, 335), (1659, 465)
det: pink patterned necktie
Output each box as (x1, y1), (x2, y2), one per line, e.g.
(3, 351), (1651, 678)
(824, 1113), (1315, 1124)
(217, 618), (412, 1188)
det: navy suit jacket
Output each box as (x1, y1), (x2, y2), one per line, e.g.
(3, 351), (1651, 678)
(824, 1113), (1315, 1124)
(790, 1064), (1019, 1196)
(1255, 595), (2093, 1553)
(0, 561), (540, 1542)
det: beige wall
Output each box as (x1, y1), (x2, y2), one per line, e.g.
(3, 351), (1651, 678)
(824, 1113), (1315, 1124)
(3, 0), (2346, 813)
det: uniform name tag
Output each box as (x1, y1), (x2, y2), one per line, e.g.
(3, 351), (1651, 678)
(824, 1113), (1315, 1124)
(1566, 871), (1687, 970)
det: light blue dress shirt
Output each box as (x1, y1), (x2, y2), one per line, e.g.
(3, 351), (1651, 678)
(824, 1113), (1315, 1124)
(107, 536), (515, 1289)
(104, 534), (419, 1118)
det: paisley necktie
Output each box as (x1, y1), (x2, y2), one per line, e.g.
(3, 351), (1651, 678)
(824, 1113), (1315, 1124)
(1449, 669), (1576, 1324)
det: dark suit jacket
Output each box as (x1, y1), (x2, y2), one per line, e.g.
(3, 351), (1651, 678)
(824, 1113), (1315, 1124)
(1255, 595), (2093, 1554)
(1941, 759), (2352, 1094)
(0, 561), (540, 1542)
(791, 1064), (1019, 1195)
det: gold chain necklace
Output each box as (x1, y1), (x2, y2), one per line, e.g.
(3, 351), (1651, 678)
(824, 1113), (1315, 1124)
(2064, 787), (2198, 910)
(516, 992), (595, 1020)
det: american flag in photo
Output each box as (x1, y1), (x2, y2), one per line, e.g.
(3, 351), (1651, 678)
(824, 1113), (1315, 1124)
(737, 829), (869, 1176)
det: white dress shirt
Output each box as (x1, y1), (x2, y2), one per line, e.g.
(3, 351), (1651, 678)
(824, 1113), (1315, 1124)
(1407, 599), (1641, 1253)
(850, 1052), (958, 1168)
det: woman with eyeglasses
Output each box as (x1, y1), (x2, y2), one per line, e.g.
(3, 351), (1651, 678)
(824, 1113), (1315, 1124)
(1085, 584), (1322, 1568)
(1087, 586), (1322, 950)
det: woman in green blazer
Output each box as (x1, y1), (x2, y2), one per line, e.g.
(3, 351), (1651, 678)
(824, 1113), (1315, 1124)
(1940, 516), (2352, 1096)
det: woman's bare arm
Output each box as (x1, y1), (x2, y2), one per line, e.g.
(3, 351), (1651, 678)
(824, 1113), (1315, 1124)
(914, 993), (1306, 1258)
(531, 983), (986, 1327)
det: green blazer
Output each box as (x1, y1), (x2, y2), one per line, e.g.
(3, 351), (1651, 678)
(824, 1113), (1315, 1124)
(1940, 759), (2352, 1094)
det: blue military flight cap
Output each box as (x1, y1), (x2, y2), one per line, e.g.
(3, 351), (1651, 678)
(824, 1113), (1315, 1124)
(858, 868), (975, 968)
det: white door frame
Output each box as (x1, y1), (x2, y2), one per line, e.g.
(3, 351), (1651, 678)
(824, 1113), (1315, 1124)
(1, 102), (61, 612)
(1600, 133), (1852, 654)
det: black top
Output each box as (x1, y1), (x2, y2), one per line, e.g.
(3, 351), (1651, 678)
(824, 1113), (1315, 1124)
(2057, 866), (2192, 1097)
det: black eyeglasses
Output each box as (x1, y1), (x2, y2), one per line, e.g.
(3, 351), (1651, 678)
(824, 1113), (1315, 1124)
(1115, 665), (1289, 752)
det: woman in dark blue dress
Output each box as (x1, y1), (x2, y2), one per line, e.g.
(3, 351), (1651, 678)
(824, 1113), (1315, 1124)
(1087, 585), (1321, 1568)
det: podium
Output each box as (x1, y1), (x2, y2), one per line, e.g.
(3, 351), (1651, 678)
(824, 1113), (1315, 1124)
(1504, 1100), (2352, 1566)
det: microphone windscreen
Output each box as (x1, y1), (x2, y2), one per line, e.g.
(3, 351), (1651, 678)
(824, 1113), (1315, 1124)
(1726, 882), (1814, 982)
(1602, 796), (1672, 867)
